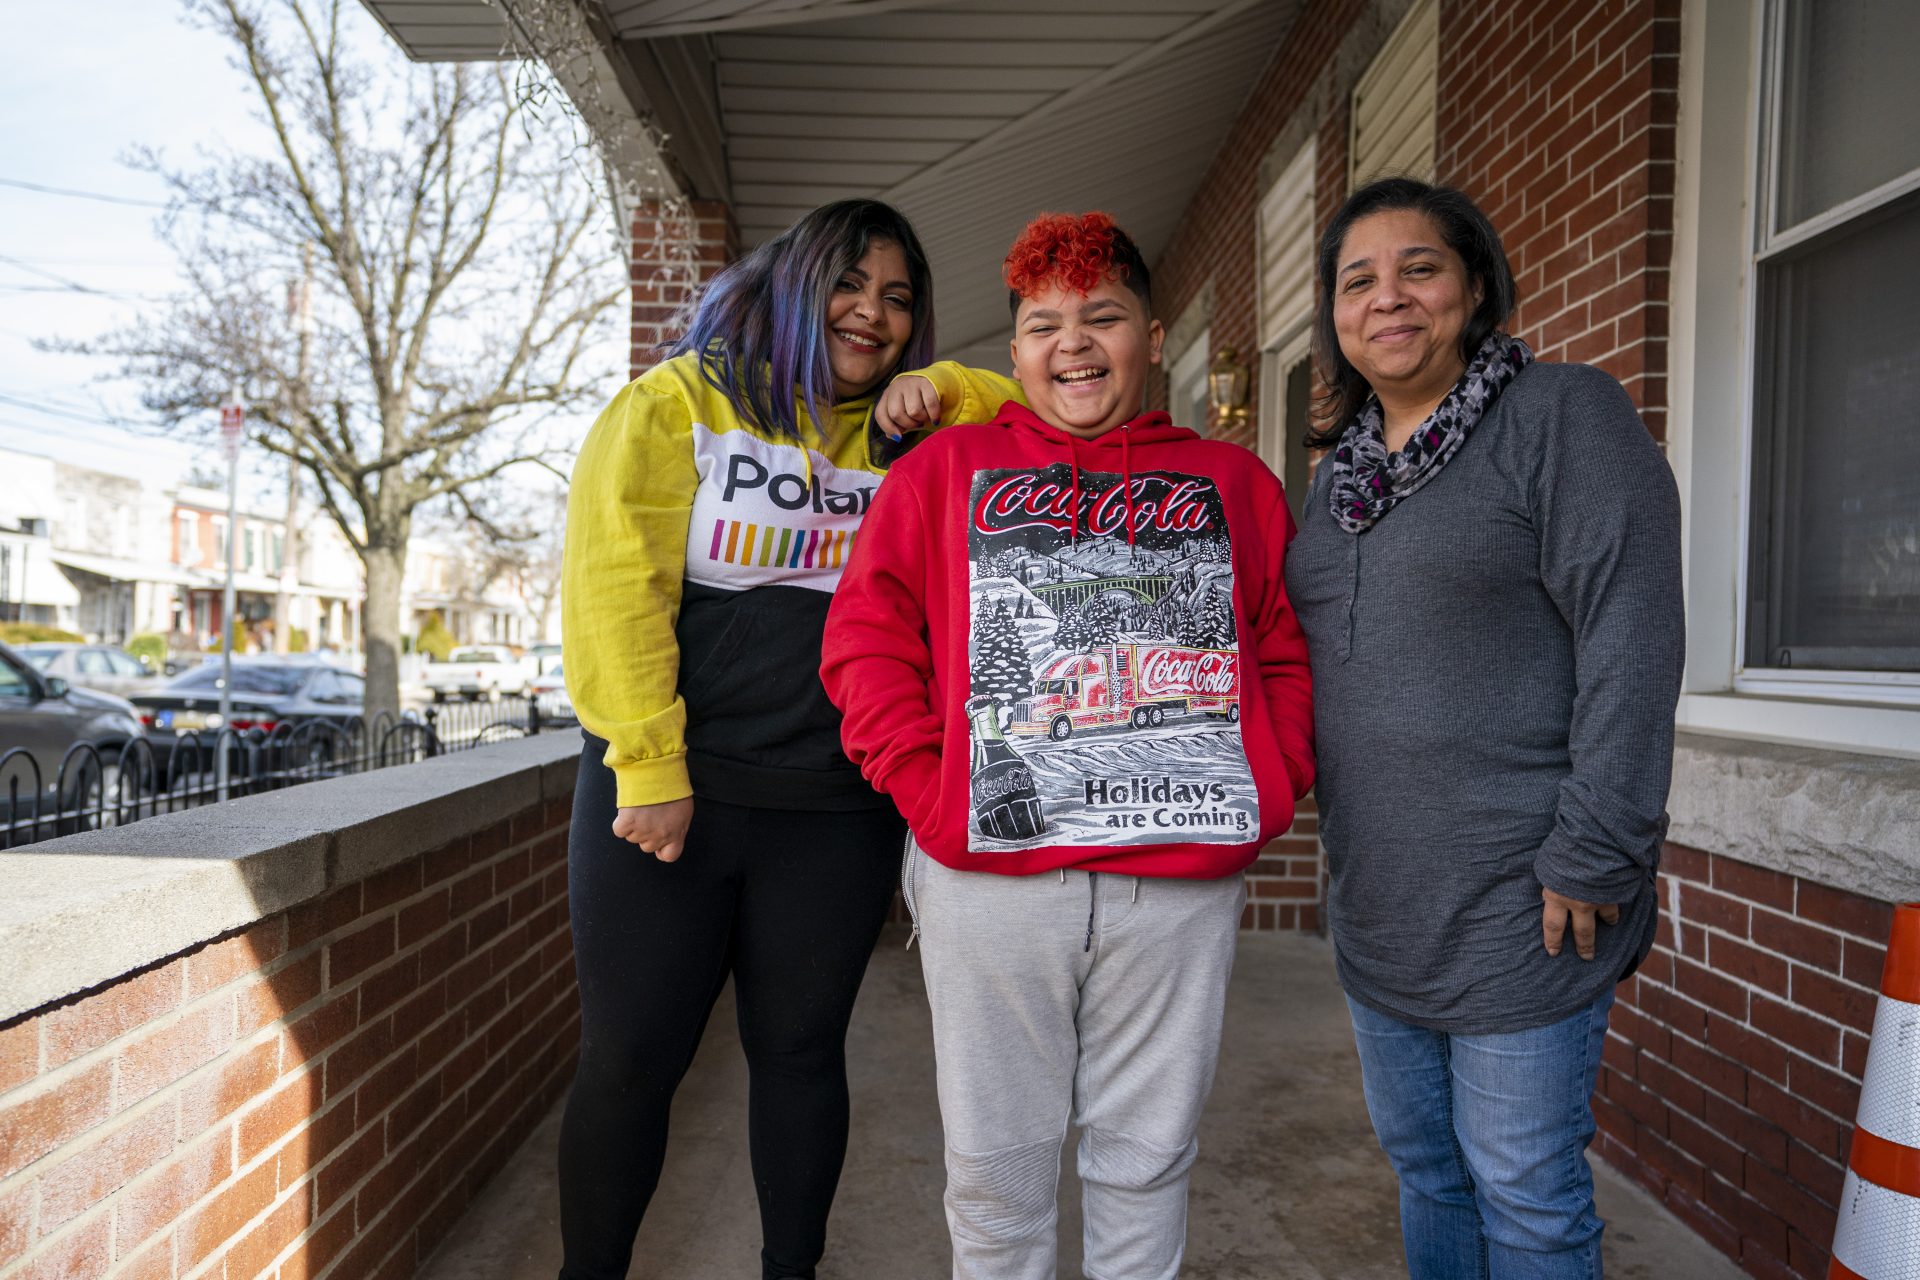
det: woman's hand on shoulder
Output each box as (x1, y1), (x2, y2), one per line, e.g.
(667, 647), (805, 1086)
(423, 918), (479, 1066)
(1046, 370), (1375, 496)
(613, 798), (695, 863)
(874, 373), (942, 440)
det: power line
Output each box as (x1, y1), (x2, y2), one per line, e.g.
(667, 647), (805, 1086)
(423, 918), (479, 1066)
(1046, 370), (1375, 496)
(0, 391), (163, 432)
(0, 252), (119, 296)
(0, 176), (169, 209)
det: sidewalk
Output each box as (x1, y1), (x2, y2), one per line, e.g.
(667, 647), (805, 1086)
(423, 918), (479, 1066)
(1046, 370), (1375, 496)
(418, 928), (1740, 1279)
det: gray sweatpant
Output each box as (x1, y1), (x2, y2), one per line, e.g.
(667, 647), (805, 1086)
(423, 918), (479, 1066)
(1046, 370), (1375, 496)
(905, 840), (1245, 1280)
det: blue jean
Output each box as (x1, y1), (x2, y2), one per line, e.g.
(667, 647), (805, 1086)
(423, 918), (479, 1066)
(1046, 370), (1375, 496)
(1345, 988), (1615, 1280)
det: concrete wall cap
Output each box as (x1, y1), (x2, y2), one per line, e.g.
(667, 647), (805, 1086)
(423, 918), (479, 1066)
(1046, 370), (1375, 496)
(1668, 731), (1920, 905)
(0, 731), (583, 1023)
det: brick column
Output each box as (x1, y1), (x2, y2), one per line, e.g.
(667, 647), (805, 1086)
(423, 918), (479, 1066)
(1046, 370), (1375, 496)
(631, 199), (738, 379)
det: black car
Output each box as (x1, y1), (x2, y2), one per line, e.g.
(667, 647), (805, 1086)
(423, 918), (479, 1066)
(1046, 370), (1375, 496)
(130, 658), (370, 773)
(0, 640), (146, 831)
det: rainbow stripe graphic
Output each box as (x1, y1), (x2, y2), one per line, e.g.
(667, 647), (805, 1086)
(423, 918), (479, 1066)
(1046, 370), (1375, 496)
(707, 519), (856, 571)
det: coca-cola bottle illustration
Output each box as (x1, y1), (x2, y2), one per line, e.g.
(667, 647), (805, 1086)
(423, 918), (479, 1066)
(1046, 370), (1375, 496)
(966, 695), (1046, 841)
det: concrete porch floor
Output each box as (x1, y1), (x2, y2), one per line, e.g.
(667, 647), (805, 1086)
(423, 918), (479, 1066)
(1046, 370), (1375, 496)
(418, 927), (1739, 1279)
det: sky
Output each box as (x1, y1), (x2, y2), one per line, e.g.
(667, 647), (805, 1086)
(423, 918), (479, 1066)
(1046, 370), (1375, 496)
(0, 0), (614, 514)
(0, 2), (268, 492)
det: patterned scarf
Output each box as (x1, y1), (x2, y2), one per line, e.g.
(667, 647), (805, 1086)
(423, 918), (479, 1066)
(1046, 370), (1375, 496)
(1327, 332), (1534, 533)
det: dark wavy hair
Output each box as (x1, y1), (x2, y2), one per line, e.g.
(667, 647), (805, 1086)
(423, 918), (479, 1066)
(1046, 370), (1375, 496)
(670, 199), (936, 441)
(1307, 178), (1517, 448)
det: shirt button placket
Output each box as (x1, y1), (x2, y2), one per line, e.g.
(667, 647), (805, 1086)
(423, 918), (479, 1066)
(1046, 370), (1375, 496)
(1339, 536), (1358, 661)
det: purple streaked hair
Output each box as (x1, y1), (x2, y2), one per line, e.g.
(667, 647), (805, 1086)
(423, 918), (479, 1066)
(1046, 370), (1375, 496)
(669, 200), (936, 442)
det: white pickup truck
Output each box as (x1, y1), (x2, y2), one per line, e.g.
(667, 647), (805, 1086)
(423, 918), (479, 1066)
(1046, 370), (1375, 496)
(423, 646), (530, 702)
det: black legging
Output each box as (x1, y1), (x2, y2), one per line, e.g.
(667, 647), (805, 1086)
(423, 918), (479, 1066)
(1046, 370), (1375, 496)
(557, 738), (903, 1280)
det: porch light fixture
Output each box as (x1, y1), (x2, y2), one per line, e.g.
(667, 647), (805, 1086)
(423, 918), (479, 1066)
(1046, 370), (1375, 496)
(1208, 347), (1250, 427)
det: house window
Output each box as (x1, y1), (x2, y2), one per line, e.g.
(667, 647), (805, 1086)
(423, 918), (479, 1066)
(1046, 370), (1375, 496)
(1257, 141), (1319, 516)
(176, 513), (198, 564)
(272, 531), (285, 574)
(1745, 0), (1920, 677)
(1165, 331), (1211, 436)
(1350, 0), (1437, 189)
(212, 516), (229, 565)
(244, 526), (257, 570)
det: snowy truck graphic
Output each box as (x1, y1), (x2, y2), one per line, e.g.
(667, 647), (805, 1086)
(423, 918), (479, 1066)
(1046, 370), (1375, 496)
(1008, 643), (1241, 740)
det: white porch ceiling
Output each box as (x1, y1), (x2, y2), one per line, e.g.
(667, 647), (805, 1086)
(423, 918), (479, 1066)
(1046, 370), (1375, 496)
(359, 0), (1299, 359)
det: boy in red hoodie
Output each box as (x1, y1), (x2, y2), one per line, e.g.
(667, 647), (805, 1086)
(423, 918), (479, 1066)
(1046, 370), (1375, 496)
(821, 213), (1314, 1280)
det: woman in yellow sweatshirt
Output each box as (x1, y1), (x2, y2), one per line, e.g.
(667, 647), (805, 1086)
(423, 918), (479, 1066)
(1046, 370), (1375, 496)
(557, 200), (941, 1280)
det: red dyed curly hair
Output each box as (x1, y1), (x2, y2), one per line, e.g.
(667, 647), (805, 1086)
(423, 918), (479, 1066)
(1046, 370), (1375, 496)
(1003, 212), (1152, 315)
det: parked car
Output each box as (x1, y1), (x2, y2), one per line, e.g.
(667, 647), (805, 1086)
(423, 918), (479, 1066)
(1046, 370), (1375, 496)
(129, 658), (368, 771)
(527, 663), (574, 722)
(17, 643), (163, 698)
(527, 642), (562, 677)
(423, 646), (528, 702)
(0, 641), (145, 818)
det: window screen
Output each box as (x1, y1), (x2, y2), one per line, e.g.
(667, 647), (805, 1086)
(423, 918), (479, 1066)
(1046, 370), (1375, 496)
(1748, 1), (1920, 673)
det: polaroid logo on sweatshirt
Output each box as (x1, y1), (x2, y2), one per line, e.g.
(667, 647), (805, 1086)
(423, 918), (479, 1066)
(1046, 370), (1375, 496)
(721, 454), (876, 514)
(686, 421), (875, 592)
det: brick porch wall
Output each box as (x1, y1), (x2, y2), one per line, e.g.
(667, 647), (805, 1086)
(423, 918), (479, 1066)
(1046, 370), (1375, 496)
(1599, 845), (1890, 1279)
(631, 198), (738, 377)
(0, 795), (577, 1280)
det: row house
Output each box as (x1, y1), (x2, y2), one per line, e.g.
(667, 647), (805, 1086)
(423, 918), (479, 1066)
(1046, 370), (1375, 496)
(358, 1), (1918, 1275)
(0, 446), (549, 657)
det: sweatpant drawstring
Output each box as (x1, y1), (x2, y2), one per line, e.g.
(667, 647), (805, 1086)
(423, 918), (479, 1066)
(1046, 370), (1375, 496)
(1085, 872), (1097, 953)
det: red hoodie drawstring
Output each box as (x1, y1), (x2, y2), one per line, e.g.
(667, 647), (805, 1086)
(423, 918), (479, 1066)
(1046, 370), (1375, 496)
(1120, 424), (1137, 549)
(1068, 438), (1083, 545)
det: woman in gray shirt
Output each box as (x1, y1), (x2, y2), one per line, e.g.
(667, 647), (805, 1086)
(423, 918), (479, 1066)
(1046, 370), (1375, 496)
(1283, 178), (1684, 1279)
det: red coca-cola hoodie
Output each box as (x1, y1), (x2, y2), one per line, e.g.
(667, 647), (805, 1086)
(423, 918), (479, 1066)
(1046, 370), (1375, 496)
(821, 399), (1314, 879)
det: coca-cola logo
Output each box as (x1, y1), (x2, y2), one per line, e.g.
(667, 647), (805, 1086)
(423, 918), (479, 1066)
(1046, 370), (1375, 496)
(973, 766), (1035, 803)
(973, 472), (1215, 539)
(1137, 647), (1238, 696)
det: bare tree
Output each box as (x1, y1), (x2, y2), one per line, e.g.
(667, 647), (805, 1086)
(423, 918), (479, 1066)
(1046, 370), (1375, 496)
(468, 487), (567, 646)
(68, 0), (625, 718)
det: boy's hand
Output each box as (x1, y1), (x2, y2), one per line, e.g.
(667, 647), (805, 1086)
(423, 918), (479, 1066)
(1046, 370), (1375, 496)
(613, 798), (694, 862)
(875, 373), (943, 439)
(1541, 885), (1621, 960)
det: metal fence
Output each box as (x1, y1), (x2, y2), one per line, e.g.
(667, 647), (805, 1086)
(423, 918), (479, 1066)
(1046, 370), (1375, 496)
(0, 696), (576, 850)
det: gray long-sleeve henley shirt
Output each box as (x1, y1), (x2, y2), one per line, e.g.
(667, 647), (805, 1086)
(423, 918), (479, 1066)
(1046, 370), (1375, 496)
(1285, 361), (1684, 1035)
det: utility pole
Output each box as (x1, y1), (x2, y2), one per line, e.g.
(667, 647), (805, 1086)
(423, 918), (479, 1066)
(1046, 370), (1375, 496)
(217, 400), (243, 799)
(275, 243), (312, 654)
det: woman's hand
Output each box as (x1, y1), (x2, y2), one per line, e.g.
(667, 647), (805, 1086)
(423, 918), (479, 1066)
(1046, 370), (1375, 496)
(874, 373), (942, 439)
(613, 798), (694, 862)
(1541, 885), (1621, 960)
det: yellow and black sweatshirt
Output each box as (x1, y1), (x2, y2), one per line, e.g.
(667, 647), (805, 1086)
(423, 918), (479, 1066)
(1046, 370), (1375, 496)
(561, 353), (1023, 811)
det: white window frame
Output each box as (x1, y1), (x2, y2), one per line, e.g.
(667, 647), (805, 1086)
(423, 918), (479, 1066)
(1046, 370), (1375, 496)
(1257, 140), (1320, 477)
(1165, 330), (1212, 435)
(1666, 0), (1920, 757)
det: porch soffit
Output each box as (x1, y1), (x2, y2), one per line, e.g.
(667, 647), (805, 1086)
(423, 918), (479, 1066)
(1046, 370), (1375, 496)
(360, 0), (1299, 356)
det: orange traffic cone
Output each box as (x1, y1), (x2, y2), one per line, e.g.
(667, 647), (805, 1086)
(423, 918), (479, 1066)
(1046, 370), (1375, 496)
(1830, 902), (1920, 1279)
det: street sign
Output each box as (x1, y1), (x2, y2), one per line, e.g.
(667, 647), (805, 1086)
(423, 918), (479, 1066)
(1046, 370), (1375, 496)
(220, 403), (243, 460)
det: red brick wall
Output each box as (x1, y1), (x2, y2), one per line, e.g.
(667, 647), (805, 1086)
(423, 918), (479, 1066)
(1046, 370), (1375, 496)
(1243, 797), (1324, 931)
(0, 796), (576, 1279)
(1439, 0), (1682, 440)
(1598, 844), (1888, 1280)
(631, 198), (738, 378)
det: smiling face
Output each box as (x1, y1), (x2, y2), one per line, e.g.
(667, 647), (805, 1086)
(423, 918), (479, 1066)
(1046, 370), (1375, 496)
(825, 238), (915, 400)
(1010, 276), (1164, 439)
(1332, 208), (1483, 415)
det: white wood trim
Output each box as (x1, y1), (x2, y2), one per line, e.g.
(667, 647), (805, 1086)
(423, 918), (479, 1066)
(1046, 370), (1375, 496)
(1677, 694), (1920, 759)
